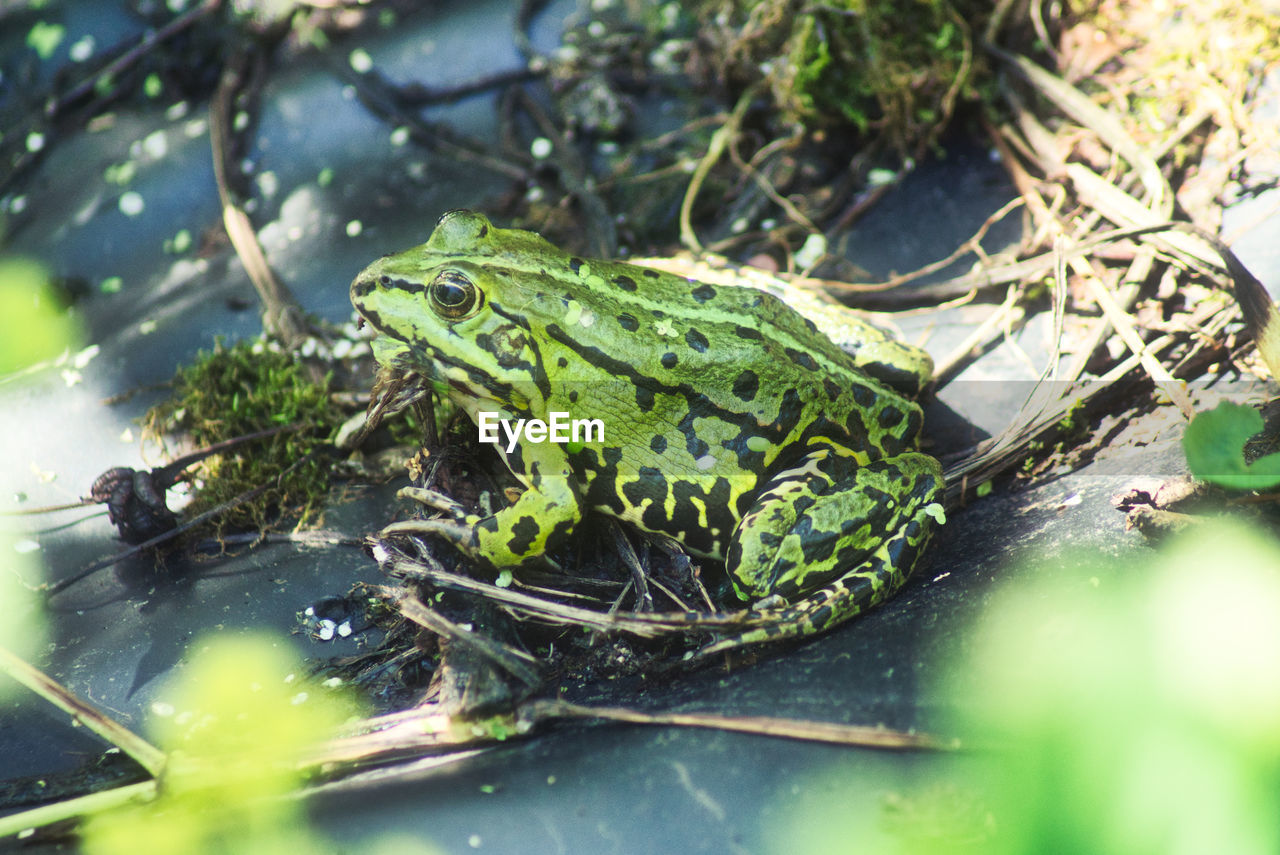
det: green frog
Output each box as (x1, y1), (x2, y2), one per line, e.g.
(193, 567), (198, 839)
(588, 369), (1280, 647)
(350, 210), (944, 650)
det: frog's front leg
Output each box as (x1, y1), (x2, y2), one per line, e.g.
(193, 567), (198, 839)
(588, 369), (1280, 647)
(382, 440), (582, 570)
(720, 445), (943, 646)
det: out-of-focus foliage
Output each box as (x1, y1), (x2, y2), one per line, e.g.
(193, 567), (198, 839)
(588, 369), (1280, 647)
(1182, 401), (1280, 490)
(82, 633), (358, 855)
(941, 519), (1280, 854)
(0, 258), (82, 376)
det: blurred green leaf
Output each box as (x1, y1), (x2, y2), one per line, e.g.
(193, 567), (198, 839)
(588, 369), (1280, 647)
(1182, 401), (1280, 489)
(26, 20), (65, 60)
(0, 258), (82, 375)
(82, 634), (360, 855)
(937, 520), (1280, 855)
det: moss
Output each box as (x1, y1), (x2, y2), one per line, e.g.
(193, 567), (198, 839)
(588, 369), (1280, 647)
(144, 338), (342, 536)
(694, 0), (985, 151)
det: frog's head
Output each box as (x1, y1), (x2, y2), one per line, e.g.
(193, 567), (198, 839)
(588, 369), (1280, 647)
(350, 210), (560, 411)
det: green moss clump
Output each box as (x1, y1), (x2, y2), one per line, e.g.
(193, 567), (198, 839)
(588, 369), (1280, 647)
(144, 338), (341, 536)
(697, 0), (983, 151)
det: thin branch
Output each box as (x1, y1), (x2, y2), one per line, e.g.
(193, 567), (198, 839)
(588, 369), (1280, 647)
(0, 647), (165, 777)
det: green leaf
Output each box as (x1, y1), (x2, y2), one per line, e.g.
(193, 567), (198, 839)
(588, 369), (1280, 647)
(1183, 401), (1280, 489)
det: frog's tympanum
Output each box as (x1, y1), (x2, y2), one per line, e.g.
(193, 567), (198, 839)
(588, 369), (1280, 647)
(351, 210), (944, 648)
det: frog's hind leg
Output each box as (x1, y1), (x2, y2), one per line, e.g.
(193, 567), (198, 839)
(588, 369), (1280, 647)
(702, 448), (943, 658)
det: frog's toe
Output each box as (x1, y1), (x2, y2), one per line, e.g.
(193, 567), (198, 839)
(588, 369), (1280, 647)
(380, 517), (480, 552)
(397, 486), (472, 520)
(750, 594), (788, 612)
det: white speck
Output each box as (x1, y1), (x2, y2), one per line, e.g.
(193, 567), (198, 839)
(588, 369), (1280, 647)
(304, 606), (315, 616)
(316, 619), (336, 640)
(69, 35), (95, 62)
(118, 191), (145, 217)
(730, 217), (749, 234)
(331, 338), (353, 359)
(496, 570), (513, 588)
(337, 620), (352, 638)
(578, 307), (595, 328)
(9, 195), (28, 214)
(525, 185), (545, 203)
(349, 48), (373, 73)
(323, 676), (343, 688)
(370, 543), (389, 563)
(1060, 493), (1082, 507)
(138, 319), (158, 335)
(587, 20), (606, 37)
(794, 233), (827, 268)
(150, 701), (175, 717)
(60, 369), (83, 387)
(284, 672), (297, 683)
(233, 111), (249, 132)
(551, 45), (580, 64)
(142, 129), (168, 159)
(530, 137), (553, 159)
(165, 101), (190, 121)
(346, 219), (363, 237)
(291, 692), (309, 705)
(695, 454), (716, 470)
(867, 167), (897, 187)
(13, 539), (40, 554)
(73, 344), (99, 369)
(255, 170), (278, 199)
(26, 132), (44, 153)
(564, 300), (582, 326)
(468, 835), (482, 849)
(389, 126), (410, 147)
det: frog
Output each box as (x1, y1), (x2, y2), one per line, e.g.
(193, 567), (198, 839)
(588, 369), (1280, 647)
(350, 209), (945, 652)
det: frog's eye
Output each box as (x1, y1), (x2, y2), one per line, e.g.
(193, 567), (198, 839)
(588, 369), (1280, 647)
(428, 270), (482, 319)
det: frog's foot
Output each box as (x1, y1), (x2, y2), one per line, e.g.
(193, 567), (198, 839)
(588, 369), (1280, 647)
(384, 469), (582, 572)
(379, 517), (481, 553)
(750, 594), (787, 612)
(396, 486), (475, 522)
(705, 449), (944, 657)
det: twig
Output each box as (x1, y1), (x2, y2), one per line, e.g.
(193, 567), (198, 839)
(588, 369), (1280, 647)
(988, 44), (1172, 215)
(0, 781), (156, 842)
(393, 589), (543, 687)
(523, 699), (957, 751)
(0, 647), (165, 777)
(378, 544), (762, 637)
(680, 88), (756, 253)
(210, 47), (314, 348)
